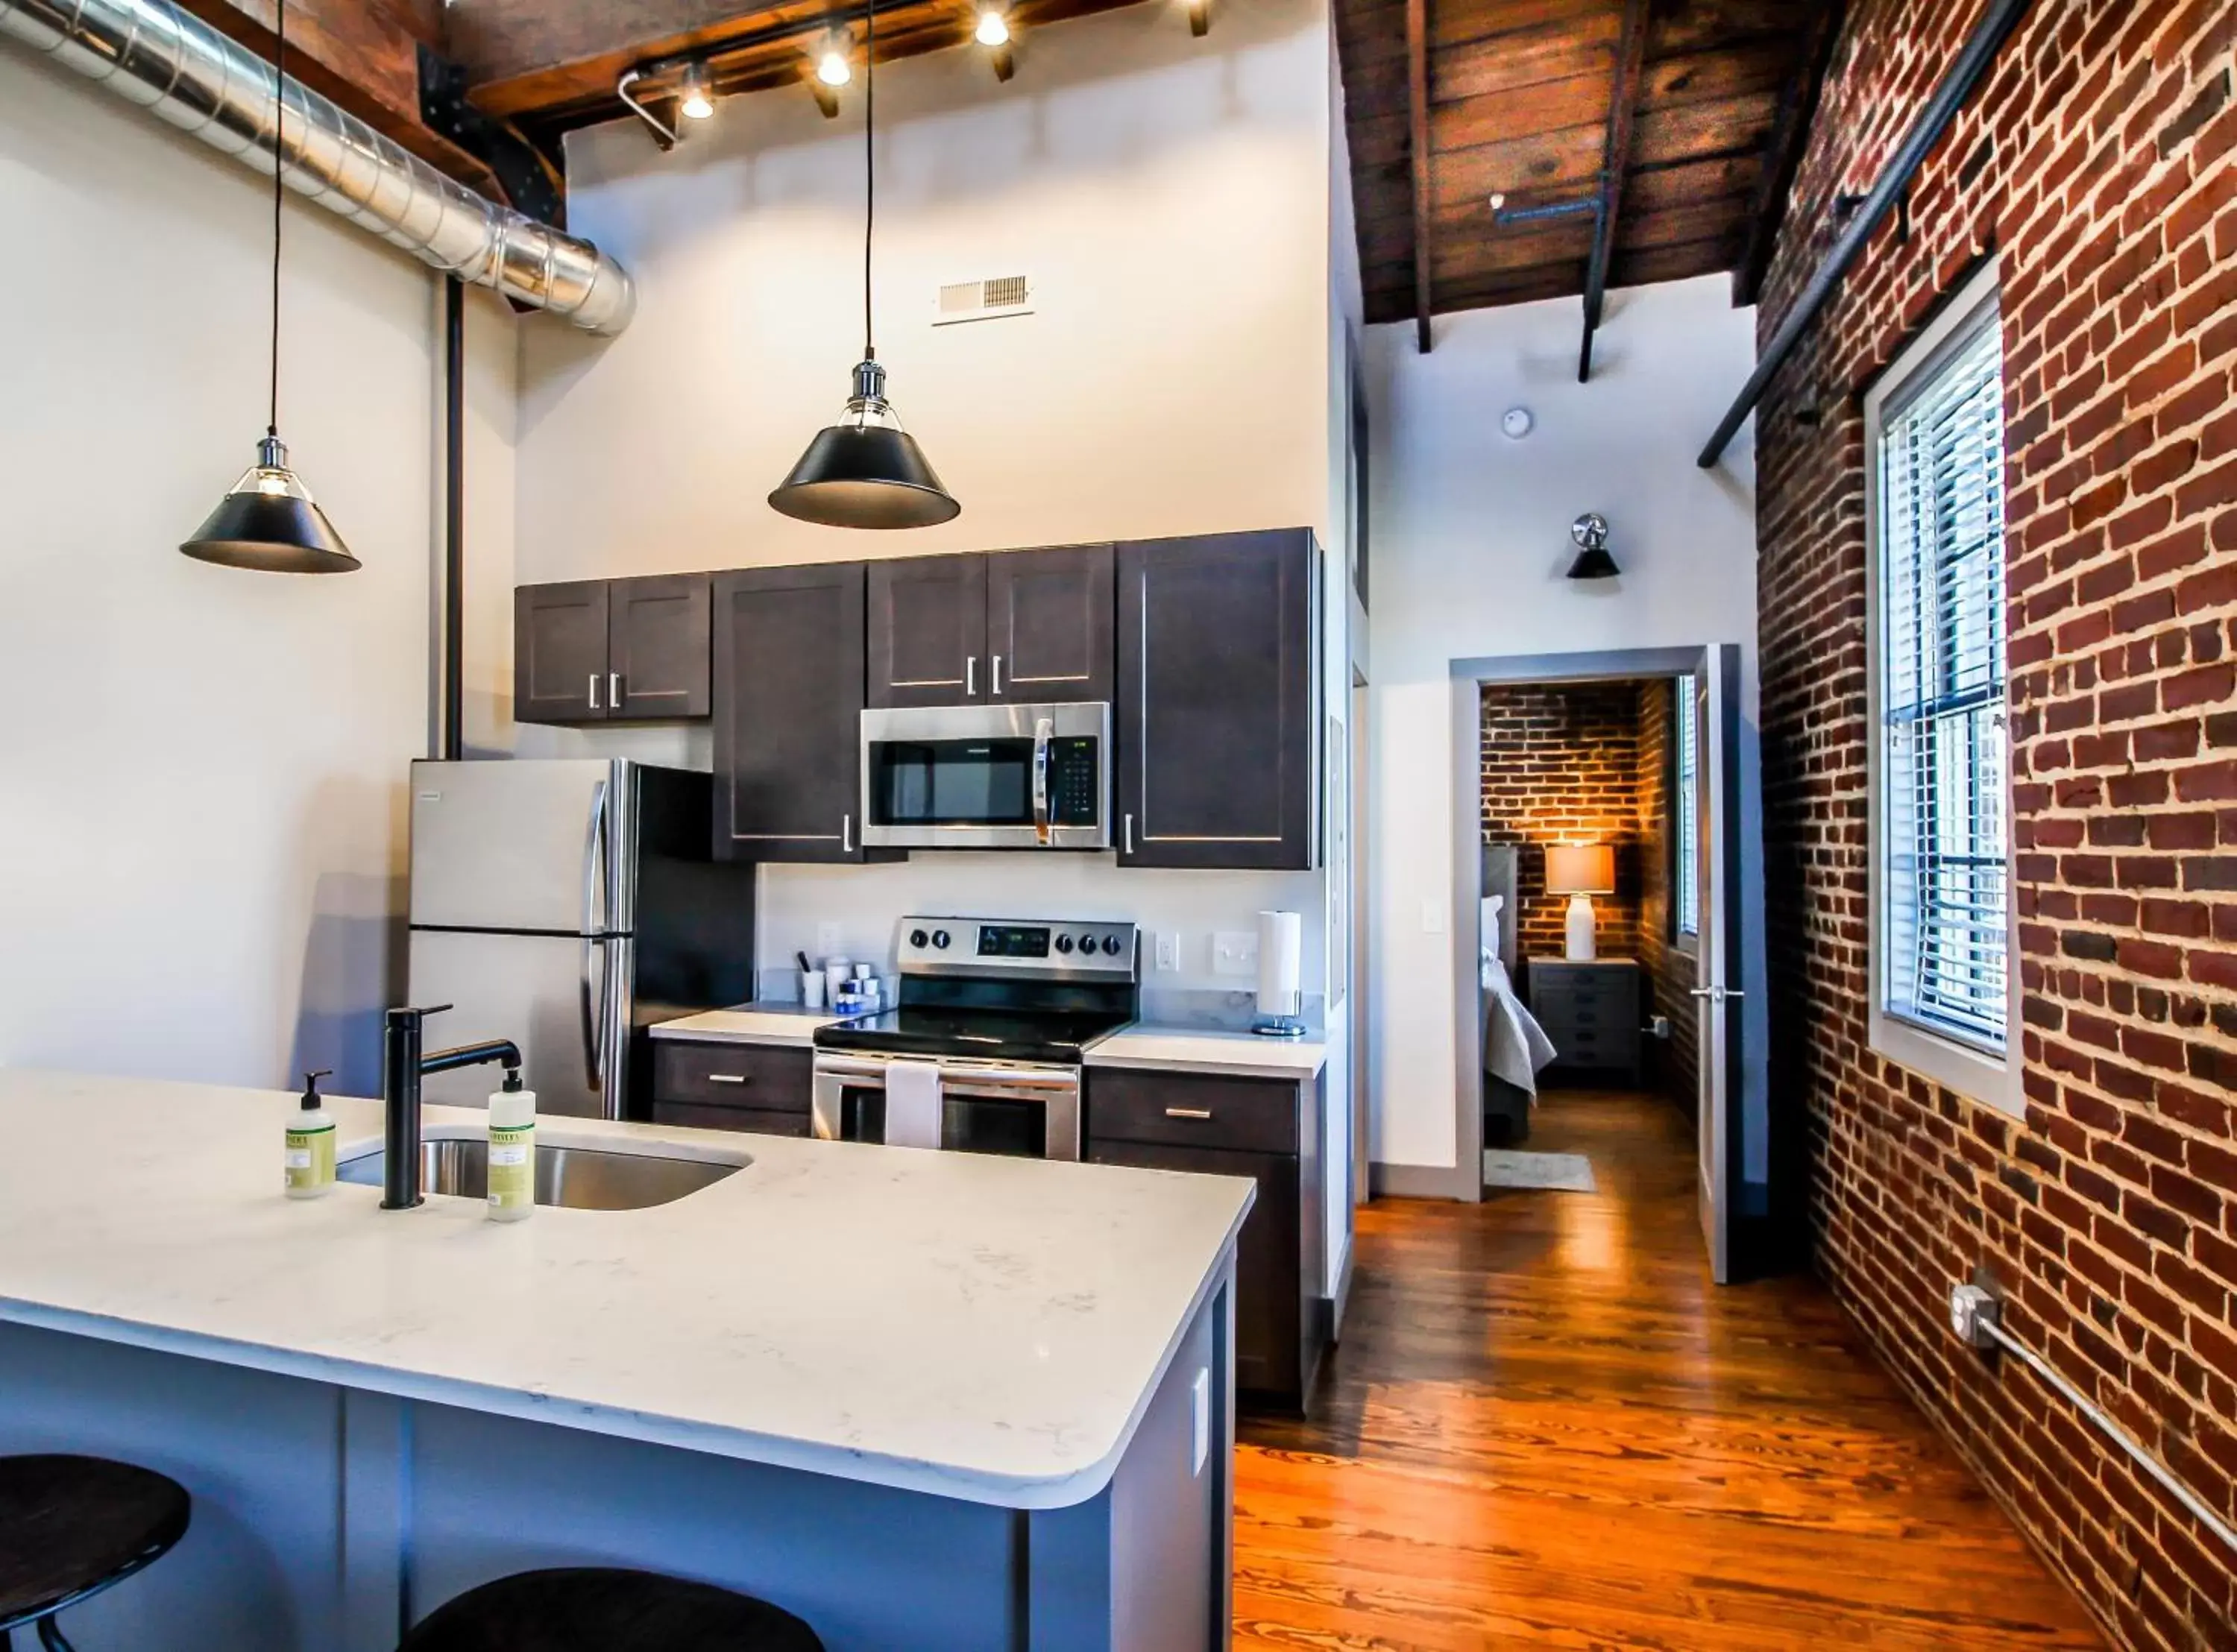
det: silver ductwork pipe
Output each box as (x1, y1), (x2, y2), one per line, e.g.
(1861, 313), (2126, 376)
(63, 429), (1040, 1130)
(0, 0), (636, 335)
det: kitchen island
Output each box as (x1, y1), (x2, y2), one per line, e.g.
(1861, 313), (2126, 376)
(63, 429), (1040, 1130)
(0, 1069), (1250, 1651)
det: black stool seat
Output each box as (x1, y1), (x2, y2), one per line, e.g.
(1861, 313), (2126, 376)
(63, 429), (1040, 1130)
(400, 1569), (825, 1652)
(0, 1454), (192, 1645)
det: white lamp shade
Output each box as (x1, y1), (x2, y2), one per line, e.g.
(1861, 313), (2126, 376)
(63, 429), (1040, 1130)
(1544, 843), (1615, 895)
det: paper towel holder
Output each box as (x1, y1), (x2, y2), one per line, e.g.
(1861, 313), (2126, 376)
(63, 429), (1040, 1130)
(1252, 909), (1308, 1040)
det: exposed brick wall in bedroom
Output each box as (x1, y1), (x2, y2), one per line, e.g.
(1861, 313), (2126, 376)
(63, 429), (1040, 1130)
(1755, 1), (2237, 1645)
(1479, 682), (1645, 961)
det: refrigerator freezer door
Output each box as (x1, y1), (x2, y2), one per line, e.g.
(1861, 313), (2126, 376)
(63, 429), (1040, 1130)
(407, 929), (626, 1118)
(409, 760), (627, 936)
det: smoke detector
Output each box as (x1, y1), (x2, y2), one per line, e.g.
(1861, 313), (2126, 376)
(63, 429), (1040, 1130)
(934, 274), (1033, 326)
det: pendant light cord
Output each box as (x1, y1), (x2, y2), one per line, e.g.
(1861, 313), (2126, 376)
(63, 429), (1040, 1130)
(268, 0), (286, 438)
(862, 0), (875, 364)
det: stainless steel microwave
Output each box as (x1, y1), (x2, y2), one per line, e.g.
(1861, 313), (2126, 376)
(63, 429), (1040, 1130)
(860, 702), (1110, 850)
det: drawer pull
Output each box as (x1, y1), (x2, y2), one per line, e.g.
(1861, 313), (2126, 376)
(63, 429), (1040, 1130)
(1165, 1106), (1215, 1120)
(708, 1074), (750, 1085)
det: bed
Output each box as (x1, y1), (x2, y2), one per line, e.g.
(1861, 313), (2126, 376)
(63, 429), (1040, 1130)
(1481, 844), (1557, 1145)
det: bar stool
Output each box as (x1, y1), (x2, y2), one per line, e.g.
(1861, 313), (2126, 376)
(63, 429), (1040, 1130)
(0, 1454), (192, 1651)
(398, 1569), (825, 1652)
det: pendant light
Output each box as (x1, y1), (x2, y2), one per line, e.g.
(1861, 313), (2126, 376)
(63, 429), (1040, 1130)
(769, 0), (960, 529)
(180, 0), (358, 573)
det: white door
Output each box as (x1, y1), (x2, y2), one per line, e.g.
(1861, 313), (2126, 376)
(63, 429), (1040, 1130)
(1693, 645), (1747, 1284)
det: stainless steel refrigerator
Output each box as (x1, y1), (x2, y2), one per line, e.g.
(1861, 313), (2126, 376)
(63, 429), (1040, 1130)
(406, 760), (755, 1117)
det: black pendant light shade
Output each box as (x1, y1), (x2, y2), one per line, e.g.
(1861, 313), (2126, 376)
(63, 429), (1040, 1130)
(181, 435), (359, 573)
(183, 0), (357, 574)
(1565, 511), (1619, 581)
(769, 360), (960, 529)
(770, 0), (958, 529)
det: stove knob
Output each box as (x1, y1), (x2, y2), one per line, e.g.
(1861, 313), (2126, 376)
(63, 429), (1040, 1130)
(931, 930), (951, 950)
(1054, 934), (1075, 954)
(1101, 935), (1124, 957)
(909, 928), (929, 949)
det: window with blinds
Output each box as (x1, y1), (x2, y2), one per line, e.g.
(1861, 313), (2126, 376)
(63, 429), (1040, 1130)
(1876, 309), (2009, 1053)
(1673, 684), (1700, 939)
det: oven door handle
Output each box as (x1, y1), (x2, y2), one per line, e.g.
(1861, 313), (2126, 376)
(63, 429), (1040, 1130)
(812, 1055), (1080, 1092)
(1031, 716), (1054, 845)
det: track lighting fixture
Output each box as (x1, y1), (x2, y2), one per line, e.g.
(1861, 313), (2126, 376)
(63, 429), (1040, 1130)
(817, 33), (853, 86)
(1185, 0), (1209, 36)
(975, 4), (1010, 45)
(678, 61), (715, 120)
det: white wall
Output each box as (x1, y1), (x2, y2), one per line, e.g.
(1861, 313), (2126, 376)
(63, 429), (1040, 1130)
(0, 47), (513, 1096)
(1364, 277), (1758, 1170)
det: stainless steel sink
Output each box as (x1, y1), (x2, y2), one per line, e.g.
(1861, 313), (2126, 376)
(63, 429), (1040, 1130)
(337, 1137), (743, 1211)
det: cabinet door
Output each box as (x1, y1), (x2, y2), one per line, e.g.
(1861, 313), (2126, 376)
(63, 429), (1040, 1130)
(985, 543), (1115, 704)
(609, 574), (711, 719)
(515, 581), (610, 725)
(712, 564), (869, 863)
(866, 554), (988, 707)
(1085, 1137), (1301, 1399)
(1116, 530), (1315, 868)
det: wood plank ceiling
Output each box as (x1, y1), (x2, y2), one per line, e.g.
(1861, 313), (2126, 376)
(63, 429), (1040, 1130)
(1338, 0), (1836, 337)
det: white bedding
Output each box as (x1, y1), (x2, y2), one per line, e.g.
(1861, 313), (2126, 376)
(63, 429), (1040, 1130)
(1482, 898), (1558, 1094)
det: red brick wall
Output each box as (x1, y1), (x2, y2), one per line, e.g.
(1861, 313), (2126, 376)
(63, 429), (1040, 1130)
(1637, 679), (1702, 1108)
(1480, 683), (1645, 961)
(1756, 1), (2237, 1645)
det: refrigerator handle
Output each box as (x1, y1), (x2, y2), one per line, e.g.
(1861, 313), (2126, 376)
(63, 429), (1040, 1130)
(579, 938), (602, 1092)
(582, 778), (610, 934)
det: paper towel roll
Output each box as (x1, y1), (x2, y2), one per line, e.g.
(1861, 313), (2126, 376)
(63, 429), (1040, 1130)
(1256, 910), (1303, 1018)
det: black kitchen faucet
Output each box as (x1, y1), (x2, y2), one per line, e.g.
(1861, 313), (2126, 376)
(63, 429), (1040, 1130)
(380, 1005), (520, 1211)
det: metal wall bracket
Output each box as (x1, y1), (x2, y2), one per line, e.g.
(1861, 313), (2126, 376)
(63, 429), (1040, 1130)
(419, 43), (566, 222)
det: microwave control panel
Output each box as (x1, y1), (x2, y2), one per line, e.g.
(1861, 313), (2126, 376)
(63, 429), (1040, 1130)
(1048, 738), (1101, 827)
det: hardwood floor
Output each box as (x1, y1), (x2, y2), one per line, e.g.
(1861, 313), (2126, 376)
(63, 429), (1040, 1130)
(1234, 1088), (2104, 1651)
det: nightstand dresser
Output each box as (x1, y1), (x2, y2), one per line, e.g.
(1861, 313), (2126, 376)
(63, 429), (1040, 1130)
(1527, 958), (1643, 1085)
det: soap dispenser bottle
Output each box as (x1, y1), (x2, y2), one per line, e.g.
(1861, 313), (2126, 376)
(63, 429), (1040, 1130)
(486, 1070), (536, 1223)
(284, 1069), (336, 1199)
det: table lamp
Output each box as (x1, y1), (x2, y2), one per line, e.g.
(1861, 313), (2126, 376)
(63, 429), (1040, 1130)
(1544, 843), (1616, 961)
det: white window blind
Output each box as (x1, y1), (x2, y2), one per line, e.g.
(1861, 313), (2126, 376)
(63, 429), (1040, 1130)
(1878, 314), (2009, 1053)
(1673, 684), (1700, 939)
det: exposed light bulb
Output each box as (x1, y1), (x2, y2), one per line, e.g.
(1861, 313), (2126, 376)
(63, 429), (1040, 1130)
(679, 63), (714, 119)
(975, 7), (1010, 45)
(817, 45), (852, 86)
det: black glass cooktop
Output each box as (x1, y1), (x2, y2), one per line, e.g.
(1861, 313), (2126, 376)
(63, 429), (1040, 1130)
(815, 1007), (1131, 1065)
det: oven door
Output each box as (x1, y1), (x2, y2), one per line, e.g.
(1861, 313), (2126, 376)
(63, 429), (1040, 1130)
(811, 1055), (1082, 1160)
(860, 703), (1110, 850)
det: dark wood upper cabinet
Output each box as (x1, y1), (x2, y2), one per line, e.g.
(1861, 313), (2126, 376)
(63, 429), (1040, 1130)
(866, 555), (989, 708)
(986, 543), (1114, 704)
(515, 581), (611, 725)
(608, 574), (711, 719)
(1116, 530), (1317, 870)
(712, 563), (873, 863)
(515, 575), (710, 726)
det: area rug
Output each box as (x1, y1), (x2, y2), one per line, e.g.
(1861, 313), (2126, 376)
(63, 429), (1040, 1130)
(1481, 1150), (1598, 1193)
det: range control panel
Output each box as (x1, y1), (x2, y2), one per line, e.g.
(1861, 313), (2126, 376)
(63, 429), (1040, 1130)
(896, 917), (1139, 978)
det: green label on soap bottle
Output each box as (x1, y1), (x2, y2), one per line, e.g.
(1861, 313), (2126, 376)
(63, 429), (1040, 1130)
(488, 1122), (535, 1214)
(285, 1122), (335, 1193)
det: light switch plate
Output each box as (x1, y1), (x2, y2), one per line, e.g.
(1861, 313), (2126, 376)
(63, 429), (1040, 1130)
(1191, 1367), (1210, 1474)
(815, 922), (843, 960)
(1212, 931), (1259, 976)
(1155, 932), (1183, 972)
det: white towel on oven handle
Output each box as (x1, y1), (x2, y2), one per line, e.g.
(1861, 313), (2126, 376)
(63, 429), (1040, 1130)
(884, 1059), (944, 1150)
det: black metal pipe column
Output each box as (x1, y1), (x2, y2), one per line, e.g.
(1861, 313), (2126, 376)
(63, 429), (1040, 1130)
(1696, 0), (2032, 467)
(441, 275), (465, 761)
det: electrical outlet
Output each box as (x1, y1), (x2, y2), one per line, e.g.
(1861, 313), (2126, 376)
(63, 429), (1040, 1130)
(815, 922), (843, 960)
(1154, 932), (1183, 972)
(1212, 931), (1258, 977)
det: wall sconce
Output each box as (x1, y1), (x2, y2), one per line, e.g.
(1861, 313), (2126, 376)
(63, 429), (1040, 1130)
(1566, 512), (1619, 581)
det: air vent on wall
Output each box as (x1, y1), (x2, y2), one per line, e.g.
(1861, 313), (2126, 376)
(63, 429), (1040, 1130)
(934, 274), (1033, 326)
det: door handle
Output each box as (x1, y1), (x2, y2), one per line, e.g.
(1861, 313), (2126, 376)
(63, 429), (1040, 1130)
(992, 655), (1004, 696)
(966, 656), (978, 697)
(843, 813), (854, 854)
(588, 673), (600, 711)
(1689, 986), (1743, 1002)
(609, 671), (621, 710)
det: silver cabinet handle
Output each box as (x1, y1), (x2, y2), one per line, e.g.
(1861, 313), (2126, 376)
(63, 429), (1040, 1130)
(966, 656), (978, 696)
(609, 671), (621, 709)
(588, 673), (600, 710)
(1124, 813), (1136, 856)
(843, 813), (854, 854)
(708, 1073), (749, 1085)
(1165, 1106), (1213, 1120)
(992, 655), (1004, 696)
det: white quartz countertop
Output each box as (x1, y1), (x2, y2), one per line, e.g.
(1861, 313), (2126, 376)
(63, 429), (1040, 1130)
(649, 1004), (834, 1047)
(1085, 1027), (1328, 1079)
(0, 1069), (1251, 1510)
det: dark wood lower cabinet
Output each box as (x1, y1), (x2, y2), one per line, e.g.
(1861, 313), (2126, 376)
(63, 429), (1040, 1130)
(1086, 1066), (1326, 1411)
(649, 1041), (812, 1137)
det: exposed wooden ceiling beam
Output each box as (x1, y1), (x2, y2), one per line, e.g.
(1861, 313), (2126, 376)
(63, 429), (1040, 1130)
(1404, 0), (1434, 352)
(1732, 0), (1842, 306)
(1578, 0), (1651, 382)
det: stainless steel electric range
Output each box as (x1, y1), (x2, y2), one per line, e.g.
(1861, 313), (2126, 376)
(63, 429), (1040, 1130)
(810, 916), (1139, 1161)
